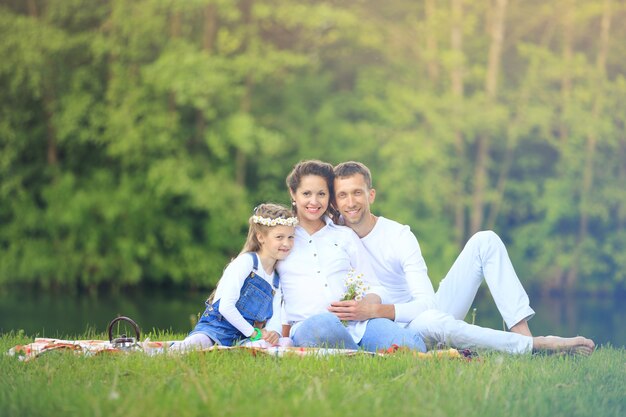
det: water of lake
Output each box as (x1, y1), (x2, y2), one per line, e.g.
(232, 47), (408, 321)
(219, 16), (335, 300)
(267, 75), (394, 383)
(1, 287), (624, 348)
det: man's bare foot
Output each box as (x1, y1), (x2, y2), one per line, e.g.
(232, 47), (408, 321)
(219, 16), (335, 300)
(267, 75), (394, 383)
(532, 336), (595, 356)
(510, 320), (533, 337)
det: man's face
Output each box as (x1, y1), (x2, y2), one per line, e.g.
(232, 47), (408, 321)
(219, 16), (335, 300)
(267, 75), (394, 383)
(334, 174), (375, 227)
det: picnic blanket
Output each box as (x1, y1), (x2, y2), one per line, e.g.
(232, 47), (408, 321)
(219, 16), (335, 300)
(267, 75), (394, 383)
(7, 337), (467, 362)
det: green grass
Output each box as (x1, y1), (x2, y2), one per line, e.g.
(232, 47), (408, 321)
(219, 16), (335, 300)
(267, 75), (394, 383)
(1, 331), (624, 417)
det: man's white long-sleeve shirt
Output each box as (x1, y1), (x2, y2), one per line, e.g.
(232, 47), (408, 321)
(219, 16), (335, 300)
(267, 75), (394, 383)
(360, 216), (436, 323)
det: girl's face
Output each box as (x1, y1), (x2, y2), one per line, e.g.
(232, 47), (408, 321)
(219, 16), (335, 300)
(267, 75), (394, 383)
(289, 175), (330, 224)
(257, 225), (296, 261)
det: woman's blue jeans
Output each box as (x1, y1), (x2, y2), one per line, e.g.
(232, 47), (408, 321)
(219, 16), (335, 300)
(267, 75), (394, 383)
(292, 313), (426, 352)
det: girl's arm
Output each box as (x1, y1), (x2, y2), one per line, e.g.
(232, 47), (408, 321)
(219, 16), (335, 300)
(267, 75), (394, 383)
(264, 287), (283, 341)
(216, 255), (257, 338)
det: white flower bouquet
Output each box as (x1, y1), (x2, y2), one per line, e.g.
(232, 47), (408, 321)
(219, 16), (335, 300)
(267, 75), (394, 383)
(340, 269), (369, 325)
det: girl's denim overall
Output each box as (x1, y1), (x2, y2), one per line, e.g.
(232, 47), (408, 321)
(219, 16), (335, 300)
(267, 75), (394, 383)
(190, 253), (279, 346)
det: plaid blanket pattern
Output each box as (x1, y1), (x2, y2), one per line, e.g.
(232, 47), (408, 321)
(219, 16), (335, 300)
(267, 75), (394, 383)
(7, 338), (465, 362)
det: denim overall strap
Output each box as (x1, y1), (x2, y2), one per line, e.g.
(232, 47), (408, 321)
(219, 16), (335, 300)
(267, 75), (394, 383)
(251, 251), (278, 290)
(249, 251), (258, 273)
(272, 270), (280, 290)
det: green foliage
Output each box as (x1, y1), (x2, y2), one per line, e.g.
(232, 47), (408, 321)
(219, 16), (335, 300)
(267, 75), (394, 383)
(1, 0), (625, 293)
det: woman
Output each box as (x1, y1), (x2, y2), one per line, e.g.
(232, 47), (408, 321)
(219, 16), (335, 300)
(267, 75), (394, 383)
(276, 160), (426, 352)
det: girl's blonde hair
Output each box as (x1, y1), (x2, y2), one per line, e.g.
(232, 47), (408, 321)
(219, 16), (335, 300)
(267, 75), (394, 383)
(206, 203), (294, 305)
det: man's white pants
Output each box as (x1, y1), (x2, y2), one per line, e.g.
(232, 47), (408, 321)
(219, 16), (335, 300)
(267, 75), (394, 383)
(408, 231), (535, 354)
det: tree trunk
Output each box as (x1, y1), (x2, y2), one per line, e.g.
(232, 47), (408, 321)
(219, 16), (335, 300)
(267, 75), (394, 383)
(44, 93), (58, 166)
(168, 8), (182, 114)
(470, 0), (508, 234)
(484, 0), (507, 101)
(424, 0), (439, 83)
(237, 74), (253, 187)
(566, 0), (612, 290)
(450, 0), (466, 246)
(617, 140), (626, 232)
(486, 9), (556, 229)
(28, 0), (57, 167)
(559, 0), (574, 147)
(195, 4), (218, 146)
(545, 0), (576, 292)
(236, 0), (254, 187)
(203, 3), (218, 51)
(26, 0), (38, 17)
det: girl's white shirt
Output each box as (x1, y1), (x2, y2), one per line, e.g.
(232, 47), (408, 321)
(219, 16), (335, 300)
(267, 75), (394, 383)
(214, 252), (280, 338)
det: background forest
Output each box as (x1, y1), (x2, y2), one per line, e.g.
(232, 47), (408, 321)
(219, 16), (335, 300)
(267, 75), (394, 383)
(1, 0), (625, 295)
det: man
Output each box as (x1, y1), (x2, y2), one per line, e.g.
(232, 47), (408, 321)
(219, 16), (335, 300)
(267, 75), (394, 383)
(328, 161), (595, 355)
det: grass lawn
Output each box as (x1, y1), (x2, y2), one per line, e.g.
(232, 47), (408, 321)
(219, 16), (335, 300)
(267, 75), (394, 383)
(1, 331), (624, 417)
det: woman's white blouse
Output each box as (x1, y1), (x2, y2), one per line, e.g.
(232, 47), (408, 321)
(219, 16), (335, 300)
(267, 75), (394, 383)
(276, 216), (386, 342)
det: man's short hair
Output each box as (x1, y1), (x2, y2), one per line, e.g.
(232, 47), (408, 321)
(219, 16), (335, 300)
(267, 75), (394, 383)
(334, 161), (372, 189)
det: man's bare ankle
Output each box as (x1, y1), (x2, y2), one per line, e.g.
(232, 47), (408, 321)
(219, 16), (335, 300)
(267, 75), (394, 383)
(510, 320), (532, 337)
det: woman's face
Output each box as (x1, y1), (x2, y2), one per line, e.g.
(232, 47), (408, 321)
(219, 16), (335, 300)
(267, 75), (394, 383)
(290, 175), (330, 224)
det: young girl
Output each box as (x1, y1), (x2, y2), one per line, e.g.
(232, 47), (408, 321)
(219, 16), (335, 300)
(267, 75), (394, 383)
(172, 203), (297, 350)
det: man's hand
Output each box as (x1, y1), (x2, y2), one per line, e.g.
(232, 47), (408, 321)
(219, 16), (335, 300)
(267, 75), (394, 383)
(261, 329), (280, 345)
(328, 298), (396, 322)
(328, 299), (375, 322)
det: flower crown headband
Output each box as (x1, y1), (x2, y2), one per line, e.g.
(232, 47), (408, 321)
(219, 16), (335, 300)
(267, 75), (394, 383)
(251, 215), (298, 227)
